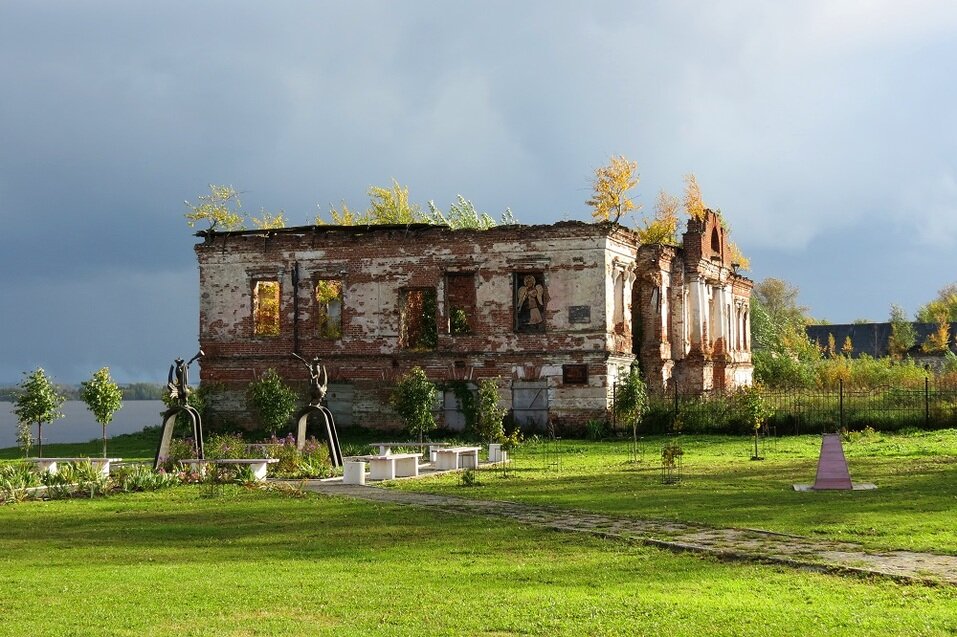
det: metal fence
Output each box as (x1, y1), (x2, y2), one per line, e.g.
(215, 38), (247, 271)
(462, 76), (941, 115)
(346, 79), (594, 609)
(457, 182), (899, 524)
(615, 379), (957, 435)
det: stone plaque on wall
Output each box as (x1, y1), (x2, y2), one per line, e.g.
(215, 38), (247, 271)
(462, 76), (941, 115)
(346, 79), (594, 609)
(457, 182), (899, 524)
(568, 305), (591, 324)
(563, 364), (588, 385)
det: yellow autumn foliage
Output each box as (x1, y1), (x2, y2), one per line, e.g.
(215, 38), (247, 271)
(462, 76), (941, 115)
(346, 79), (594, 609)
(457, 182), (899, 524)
(586, 155), (640, 224)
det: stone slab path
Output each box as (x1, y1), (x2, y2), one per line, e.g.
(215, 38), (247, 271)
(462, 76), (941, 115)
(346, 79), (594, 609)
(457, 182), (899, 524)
(296, 481), (957, 586)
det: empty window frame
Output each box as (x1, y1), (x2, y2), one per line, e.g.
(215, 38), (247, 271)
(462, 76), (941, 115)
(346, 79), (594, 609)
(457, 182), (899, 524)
(253, 279), (281, 336)
(446, 273), (476, 335)
(400, 287), (437, 350)
(315, 279), (343, 339)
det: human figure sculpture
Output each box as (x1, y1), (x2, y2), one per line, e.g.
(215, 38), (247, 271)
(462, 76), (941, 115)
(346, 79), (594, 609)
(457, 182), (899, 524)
(293, 352), (328, 406)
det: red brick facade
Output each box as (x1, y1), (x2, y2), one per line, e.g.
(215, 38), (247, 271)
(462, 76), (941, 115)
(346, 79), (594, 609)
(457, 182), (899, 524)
(195, 217), (752, 432)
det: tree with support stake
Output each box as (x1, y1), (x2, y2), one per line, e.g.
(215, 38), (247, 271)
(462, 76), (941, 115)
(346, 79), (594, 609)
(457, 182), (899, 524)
(80, 367), (123, 458)
(14, 368), (65, 458)
(390, 367), (437, 445)
(737, 385), (772, 460)
(614, 364), (649, 463)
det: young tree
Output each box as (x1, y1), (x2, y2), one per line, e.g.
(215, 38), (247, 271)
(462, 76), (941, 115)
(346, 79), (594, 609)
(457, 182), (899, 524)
(636, 190), (680, 245)
(184, 184), (246, 231)
(427, 196), (508, 230)
(316, 201), (368, 226)
(246, 369), (298, 435)
(921, 318), (951, 354)
(888, 304), (917, 360)
(80, 367), (123, 458)
(390, 366), (437, 443)
(14, 368), (65, 457)
(735, 385), (772, 460)
(475, 378), (506, 443)
(683, 173), (706, 221)
(368, 179), (423, 224)
(614, 364), (649, 458)
(250, 209), (287, 229)
(842, 335), (854, 357)
(586, 155), (639, 224)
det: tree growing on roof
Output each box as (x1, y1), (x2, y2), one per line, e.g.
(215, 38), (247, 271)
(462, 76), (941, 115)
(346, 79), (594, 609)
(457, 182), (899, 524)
(586, 155), (639, 224)
(427, 195), (516, 230)
(636, 189), (680, 245)
(184, 184), (246, 231)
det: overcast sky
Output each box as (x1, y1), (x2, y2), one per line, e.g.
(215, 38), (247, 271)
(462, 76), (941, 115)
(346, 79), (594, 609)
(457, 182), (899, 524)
(2, 1), (956, 384)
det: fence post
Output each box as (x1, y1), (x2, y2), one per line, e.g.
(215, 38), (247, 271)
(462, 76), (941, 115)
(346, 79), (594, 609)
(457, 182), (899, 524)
(612, 381), (617, 432)
(673, 381), (679, 431)
(839, 378), (844, 433)
(925, 375), (930, 429)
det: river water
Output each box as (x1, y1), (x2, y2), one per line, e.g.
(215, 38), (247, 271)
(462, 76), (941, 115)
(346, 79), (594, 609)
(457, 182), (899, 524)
(0, 400), (166, 449)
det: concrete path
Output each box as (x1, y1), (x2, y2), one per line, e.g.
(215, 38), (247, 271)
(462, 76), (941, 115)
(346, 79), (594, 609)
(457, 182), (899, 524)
(295, 481), (957, 586)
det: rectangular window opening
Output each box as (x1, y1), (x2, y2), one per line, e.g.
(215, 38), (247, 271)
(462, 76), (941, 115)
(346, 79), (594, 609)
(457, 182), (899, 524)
(315, 279), (343, 339)
(446, 273), (476, 335)
(253, 280), (280, 336)
(400, 288), (437, 350)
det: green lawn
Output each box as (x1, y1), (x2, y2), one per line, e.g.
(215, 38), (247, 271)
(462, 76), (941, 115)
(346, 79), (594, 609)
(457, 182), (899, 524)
(0, 429), (161, 461)
(0, 487), (955, 636)
(390, 430), (957, 554)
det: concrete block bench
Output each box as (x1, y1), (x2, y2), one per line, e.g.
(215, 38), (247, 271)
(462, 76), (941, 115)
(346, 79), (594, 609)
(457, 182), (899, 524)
(355, 453), (422, 480)
(487, 443), (508, 463)
(182, 458), (279, 481)
(434, 446), (481, 471)
(371, 442), (450, 462)
(342, 460), (367, 485)
(25, 457), (122, 477)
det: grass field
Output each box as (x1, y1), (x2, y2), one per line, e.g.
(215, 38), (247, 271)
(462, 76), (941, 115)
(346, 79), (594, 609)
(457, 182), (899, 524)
(390, 430), (957, 554)
(1, 487), (956, 636)
(0, 429), (162, 461)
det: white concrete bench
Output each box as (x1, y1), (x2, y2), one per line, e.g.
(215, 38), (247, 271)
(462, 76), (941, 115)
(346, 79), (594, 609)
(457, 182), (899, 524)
(434, 446), (480, 471)
(356, 453), (422, 480)
(371, 442), (450, 462)
(182, 458), (279, 481)
(488, 443), (508, 463)
(25, 457), (122, 477)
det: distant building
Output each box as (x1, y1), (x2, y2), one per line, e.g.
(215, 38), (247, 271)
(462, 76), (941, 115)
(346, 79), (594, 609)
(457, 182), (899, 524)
(194, 211), (753, 431)
(806, 323), (957, 359)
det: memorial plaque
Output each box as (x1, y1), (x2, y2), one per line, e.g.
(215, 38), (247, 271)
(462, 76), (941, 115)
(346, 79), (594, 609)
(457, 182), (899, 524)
(568, 305), (591, 324)
(563, 364), (588, 385)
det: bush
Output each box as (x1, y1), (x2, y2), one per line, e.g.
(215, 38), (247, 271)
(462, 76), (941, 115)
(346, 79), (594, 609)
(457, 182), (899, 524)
(205, 433), (249, 460)
(475, 378), (506, 443)
(246, 369), (298, 435)
(263, 434), (332, 479)
(115, 465), (178, 492)
(390, 367), (437, 442)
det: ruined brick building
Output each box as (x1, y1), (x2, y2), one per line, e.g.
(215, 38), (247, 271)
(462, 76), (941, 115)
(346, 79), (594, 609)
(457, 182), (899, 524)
(195, 211), (753, 431)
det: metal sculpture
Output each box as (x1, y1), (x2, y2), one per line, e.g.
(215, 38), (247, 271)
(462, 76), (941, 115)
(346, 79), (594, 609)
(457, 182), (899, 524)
(292, 352), (343, 467)
(154, 350), (205, 470)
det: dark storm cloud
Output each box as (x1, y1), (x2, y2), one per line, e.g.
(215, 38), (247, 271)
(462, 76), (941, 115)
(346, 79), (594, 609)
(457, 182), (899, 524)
(2, 0), (957, 382)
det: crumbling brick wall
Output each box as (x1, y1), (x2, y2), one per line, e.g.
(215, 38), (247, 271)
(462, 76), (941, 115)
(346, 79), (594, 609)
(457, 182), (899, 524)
(194, 218), (753, 432)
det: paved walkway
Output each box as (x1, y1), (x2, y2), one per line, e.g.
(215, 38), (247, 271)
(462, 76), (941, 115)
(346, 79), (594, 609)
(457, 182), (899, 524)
(296, 481), (957, 586)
